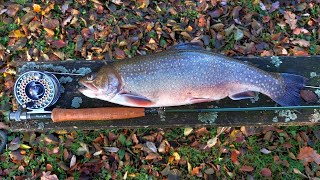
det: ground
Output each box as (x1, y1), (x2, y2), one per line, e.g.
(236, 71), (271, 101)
(0, 0), (320, 179)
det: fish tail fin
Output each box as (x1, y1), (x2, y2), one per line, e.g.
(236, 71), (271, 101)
(271, 73), (307, 106)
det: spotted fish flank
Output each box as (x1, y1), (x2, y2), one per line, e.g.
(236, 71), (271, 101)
(79, 43), (306, 107)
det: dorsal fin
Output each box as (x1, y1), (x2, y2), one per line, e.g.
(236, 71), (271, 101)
(170, 42), (204, 50)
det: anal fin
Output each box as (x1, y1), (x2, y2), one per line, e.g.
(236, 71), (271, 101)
(229, 91), (256, 100)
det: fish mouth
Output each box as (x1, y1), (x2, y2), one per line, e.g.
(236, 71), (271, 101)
(79, 81), (99, 92)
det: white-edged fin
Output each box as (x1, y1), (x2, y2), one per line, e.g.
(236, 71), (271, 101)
(229, 91), (256, 100)
(119, 93), (154, 107)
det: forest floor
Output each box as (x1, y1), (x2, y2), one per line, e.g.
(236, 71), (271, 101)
(0, 0), (320, 179)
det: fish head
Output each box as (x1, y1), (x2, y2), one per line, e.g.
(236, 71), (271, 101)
(78, 67), (120, 101)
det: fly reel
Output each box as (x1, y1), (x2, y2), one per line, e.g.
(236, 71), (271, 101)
(14, 71), (61, 110)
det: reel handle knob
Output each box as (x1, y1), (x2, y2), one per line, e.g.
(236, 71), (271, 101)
(51, 107), (145, 122)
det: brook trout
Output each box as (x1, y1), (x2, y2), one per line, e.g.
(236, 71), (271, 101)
(79, 43), (306, 107)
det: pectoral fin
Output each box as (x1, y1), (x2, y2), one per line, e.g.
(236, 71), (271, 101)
(229, 91), (256, 100)
(119, 93), (154, 107)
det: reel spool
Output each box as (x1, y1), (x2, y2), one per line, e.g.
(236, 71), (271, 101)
(14, 71), (61, 110)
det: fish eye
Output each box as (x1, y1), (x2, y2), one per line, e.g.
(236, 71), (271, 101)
(87, 73), (95, 81)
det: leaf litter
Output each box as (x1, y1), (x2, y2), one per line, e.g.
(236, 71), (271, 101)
(0, 0), (320, 179)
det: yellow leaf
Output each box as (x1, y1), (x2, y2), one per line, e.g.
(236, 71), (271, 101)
(187, 161), (192, 174)
(184, 127), (193, 136)
(13, 30), (25, 38)
(173, 152), (181, 161)
(253, 0), (260, 5)
(44, 3), (55, 13)
(33, 4), (42, 13)
(44, 28), (55, 37)
(20, 144), (31, 149)
(55, 130), (68, 134)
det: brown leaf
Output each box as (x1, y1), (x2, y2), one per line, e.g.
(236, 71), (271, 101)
(293, 50), (309, 56)
(297, 146), (320, 165)
(52, 40), (67, 49)
(283, 11), (297, 30)
(42, 18), (59, 29)
(261, 168), (272, 177)
(81, 28), (92, 39)
(44, 28), (55, 37)
(11, 37), (27, 51)
(6, 4), (20, 17)
(209, 9), (222, 18)
(21, 12), (36, 25)
(114, 48), (126, 59)
(198, 16), (206, 27)
(231, 150), (239, 165)
(292, 39), (310, 47)
(240, 166), (254, 172)
(145, 153), (160, 160)
(28, 21), (41, 32)
(195, 127), (209, 137)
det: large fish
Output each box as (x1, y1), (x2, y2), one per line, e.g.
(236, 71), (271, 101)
(79, 43), (306, 107)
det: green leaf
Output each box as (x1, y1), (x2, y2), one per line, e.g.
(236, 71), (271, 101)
(119, 134), (126, 145)
(118, 149), (125, 160)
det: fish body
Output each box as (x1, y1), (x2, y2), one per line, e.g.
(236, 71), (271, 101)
(79, 43), (306, 107)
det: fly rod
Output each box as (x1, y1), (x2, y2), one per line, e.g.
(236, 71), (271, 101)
(9, 105), (320, 122)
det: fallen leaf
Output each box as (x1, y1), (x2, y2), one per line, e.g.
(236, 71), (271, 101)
(198, 16), (206, 27)
(172, 152), (181, 161)
(269, 1), (279, 13)
(0, 122), (9, 130)
(44, 28), (55, 37)
(6, 4), (20, 17)
(292, 39), (310, 47)
(284, 11), (297, 30)
(13, 30), (25, 38)
(260, 148), (271, 154)
(261, 168), (272, 177)
(146, 141), (157, 153)
(297, 146), (320, 165)
(293, 168), (308, 178)
(206, 137), (218, 148)
(33, 4), (42, 13)
(52, 40), (67, 49)
(240, 166), (254, 172)
(114, 47), (126, 59)
(191, 166), (201, 176)
(234, 28), (244, 41)
(231, 150), (240, 165)
(104, 147), (119, 153)
(145, 153), (160, 160)
(195, 127), (209, 137)
(184, 127), (193, 136)
(41, 172), (58, 180)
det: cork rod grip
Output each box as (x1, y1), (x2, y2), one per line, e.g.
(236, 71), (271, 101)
(51, 107), (145, 122)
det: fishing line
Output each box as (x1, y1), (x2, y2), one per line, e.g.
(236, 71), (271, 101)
(163, 105), (320, 113)
(304, 85), (320, 89)
(43, 71), (85, 76)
